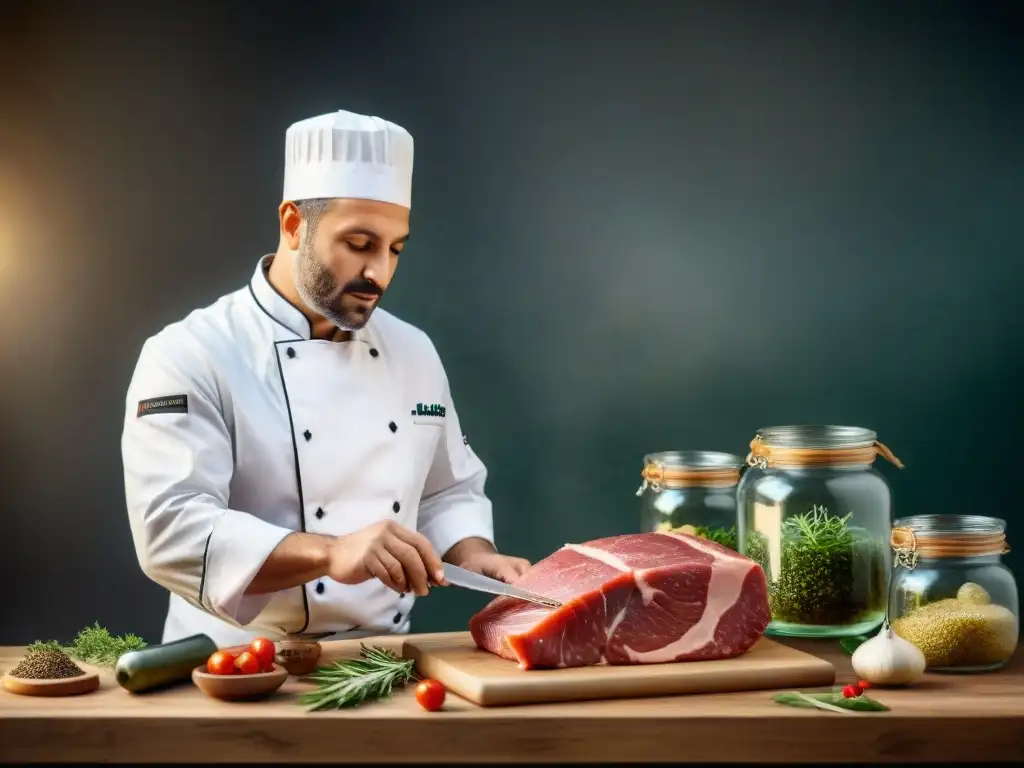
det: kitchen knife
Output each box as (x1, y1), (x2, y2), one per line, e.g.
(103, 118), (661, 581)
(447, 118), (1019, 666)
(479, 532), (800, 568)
(441, 563), (562, 609)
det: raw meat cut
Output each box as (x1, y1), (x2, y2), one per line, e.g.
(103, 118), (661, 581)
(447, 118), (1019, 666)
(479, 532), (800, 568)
(469, 532), (771, 669)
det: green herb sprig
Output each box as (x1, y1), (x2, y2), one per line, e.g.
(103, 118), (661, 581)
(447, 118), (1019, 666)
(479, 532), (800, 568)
(300, 644), (417, 711)
(28, 622), (147, 668)
(781, 506), (855, 550)
(773, 690), (889, 713)
(693, 525), (739, 551)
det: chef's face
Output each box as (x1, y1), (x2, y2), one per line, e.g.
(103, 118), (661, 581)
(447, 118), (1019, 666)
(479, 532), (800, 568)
(290, 198), (409, 331)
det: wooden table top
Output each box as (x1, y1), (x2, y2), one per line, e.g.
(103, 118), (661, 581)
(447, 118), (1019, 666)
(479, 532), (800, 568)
(1, 633), (1022, 763)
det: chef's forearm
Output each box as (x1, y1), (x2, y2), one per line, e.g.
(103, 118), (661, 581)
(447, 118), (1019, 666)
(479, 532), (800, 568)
(244, 532), (333, 595)
(443, 536), (496, 566)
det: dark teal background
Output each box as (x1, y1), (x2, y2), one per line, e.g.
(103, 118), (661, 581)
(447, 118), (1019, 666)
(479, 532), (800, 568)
(1, 0), (1021, 644)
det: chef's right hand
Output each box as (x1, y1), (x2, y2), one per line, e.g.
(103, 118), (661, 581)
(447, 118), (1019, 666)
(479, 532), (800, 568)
(327, 520), (446, 597)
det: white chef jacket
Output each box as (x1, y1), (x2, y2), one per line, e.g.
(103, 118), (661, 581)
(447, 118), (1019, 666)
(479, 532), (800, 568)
(121, 255), (494, 648)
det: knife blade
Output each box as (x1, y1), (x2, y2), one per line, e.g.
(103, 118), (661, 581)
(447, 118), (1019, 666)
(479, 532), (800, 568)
(441, 563), (562, 609)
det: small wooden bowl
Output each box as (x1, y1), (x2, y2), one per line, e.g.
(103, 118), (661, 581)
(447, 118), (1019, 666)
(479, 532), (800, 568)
(274, 641), (322, 676)
(3, 670), (100, 697)
(191, 664), (288, 701)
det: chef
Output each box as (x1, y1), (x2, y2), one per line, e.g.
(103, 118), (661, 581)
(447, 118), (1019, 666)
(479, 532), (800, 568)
(121, 109), (530, 648)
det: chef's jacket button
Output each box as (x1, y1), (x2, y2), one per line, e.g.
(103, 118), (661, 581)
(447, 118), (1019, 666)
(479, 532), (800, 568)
(315, 582), (325, 594)
(286, 347), (296, 358)
(369, 347), (379, 358)
(392, 501), (400, 513)
(393, 612), (402, 624)
(303, 429), (312, 441)
(315, 507), (325, 519)
(389, 421), (397, 433)
(399, 592), (406, 598)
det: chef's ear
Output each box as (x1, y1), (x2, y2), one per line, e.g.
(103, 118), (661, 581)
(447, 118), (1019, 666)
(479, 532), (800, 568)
(279, 201), (303, 250)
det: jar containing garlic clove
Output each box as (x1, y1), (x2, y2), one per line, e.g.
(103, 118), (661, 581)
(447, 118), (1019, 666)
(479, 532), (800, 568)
(637, 451), (744, 551)
(888, 515), (1019, 673)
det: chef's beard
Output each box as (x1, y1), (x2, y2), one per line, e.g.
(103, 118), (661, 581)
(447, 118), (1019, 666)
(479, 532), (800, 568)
(292, 236), (382, 331)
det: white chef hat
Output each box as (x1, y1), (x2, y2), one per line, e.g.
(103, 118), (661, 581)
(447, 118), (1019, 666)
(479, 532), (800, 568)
(282, 110), (414, 209)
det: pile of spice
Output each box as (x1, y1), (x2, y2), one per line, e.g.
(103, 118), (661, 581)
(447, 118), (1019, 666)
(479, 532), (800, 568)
(891, 582), (1018, 669)
(9, 648), (85, 680)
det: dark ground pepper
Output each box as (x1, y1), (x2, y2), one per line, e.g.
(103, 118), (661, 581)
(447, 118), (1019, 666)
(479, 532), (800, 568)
(9, 648), (85, 679)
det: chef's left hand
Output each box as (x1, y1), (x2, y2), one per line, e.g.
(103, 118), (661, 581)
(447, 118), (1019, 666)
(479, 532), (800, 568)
(444, 538), (531, 584)
(461, 551), (532, 583)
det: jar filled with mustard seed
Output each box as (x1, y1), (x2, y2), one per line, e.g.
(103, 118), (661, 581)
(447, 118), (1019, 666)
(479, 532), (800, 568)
(737, 425), (903, 638)
(637, 451), (744, 551)
(889, 515), (1019, 673)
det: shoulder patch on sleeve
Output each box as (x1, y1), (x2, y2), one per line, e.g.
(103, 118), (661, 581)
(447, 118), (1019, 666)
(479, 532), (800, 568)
(137, 394), (189, 417)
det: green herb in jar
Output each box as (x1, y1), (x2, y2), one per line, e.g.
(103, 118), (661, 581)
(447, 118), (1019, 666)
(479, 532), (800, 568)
(657, 522), (739, 551)
(692, 525), (738, 551)
(745, 530), (771, 576)
(769, 506), (885, 626)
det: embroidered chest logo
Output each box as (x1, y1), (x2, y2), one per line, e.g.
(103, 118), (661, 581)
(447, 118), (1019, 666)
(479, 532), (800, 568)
(137, 394), (189, 417)
(411, 403), (446, 418)
(411, 402), (446, 426)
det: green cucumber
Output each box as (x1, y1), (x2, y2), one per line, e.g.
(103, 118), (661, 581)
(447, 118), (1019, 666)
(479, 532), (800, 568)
(115, 633), (218, 693)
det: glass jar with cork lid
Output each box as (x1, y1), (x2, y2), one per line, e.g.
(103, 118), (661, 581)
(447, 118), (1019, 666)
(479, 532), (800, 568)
(889, 515), (1019, 673)
(736, 425), (903, 638)
(637, 451), (744, 551)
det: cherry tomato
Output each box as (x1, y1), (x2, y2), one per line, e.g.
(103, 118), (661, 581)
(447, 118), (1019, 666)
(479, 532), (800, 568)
(249, 637), (276, 668)
(235, 650), (261, 675)
(415, 679), (446, 711)
(842, 684), (859, 699)
(857, 680), (871, 690)
(207, 651), (236, 676)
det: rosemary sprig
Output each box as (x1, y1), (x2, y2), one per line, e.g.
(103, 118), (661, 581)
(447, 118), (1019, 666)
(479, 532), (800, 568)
(781, 505), (856, 551)
(299, 644), (417, 711)
(27, 622), (147, 668)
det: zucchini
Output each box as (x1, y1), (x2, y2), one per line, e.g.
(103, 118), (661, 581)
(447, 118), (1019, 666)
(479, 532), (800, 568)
(115, 633), (218, 693)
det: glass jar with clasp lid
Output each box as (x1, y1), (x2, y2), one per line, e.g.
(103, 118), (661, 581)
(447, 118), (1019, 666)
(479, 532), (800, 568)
(889, 515), (1019, 673)
(737, 425), (904, 638)
(637, 450), (744, 551)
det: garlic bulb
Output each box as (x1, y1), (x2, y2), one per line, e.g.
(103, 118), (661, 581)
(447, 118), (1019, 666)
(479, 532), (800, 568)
(851, 621), (927, 686)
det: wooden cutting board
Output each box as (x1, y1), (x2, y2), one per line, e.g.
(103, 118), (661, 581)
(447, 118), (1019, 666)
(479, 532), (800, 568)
(404, 632), (835, 707)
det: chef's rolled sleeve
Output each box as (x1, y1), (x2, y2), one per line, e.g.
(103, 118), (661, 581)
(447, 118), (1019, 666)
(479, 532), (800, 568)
(417, 368), (495, 559)
(122, 337), (293, 628)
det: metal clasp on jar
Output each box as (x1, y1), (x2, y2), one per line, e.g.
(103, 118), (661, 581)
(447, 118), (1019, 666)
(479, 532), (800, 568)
(635, 462), (666, 496)
(890, 526), (919, 570)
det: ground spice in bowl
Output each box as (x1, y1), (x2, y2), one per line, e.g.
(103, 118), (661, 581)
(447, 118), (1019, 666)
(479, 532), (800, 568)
(9, 648), (86, 680)
(275, 640), (322, 676)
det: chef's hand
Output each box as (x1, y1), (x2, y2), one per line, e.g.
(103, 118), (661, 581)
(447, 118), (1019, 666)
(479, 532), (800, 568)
(445, 537), (531, 584)
(464, 552), (532, 583)
(327, 520), (445, 597)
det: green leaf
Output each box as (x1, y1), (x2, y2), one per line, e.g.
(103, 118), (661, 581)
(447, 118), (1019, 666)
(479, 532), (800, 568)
(840, 635), (869, 655)
(773, 690), (889, 713)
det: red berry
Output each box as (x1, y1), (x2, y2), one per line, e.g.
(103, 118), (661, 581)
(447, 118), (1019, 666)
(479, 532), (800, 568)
(842, 684), (858, 698)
